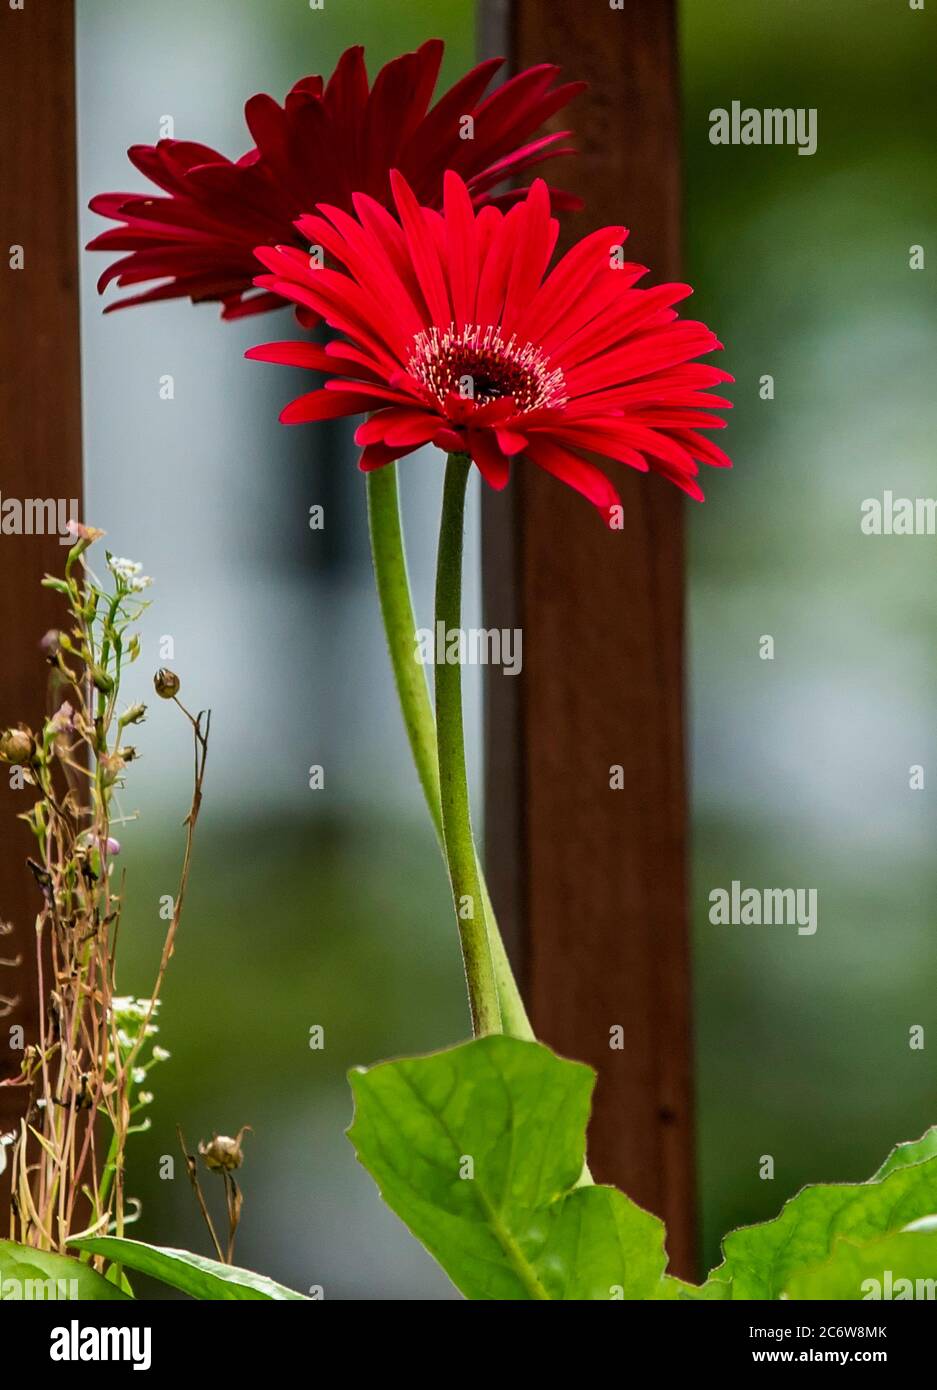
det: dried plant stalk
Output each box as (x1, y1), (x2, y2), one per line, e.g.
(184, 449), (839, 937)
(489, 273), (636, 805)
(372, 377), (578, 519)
(0, 525), (209, 1260)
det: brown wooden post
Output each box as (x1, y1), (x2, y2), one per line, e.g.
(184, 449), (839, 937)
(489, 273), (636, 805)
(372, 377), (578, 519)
(481, 0), (696, 1277)
(0, 0), (83, 1212)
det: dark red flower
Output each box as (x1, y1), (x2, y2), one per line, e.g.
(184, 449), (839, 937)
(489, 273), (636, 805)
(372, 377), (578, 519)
(246, 172), (733, 515)
(88, 41), (583, 320)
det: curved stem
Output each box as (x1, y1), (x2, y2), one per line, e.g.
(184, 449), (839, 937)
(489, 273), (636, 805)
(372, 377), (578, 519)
(434, 455), (501, 1036)
(366, 461), (591, 1175)
(479, 880), (532, 1041)
(367, 463), (443, 841)
(367, 464), (533, 1039)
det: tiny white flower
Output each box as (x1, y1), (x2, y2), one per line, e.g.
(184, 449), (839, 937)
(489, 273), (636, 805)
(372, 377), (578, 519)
(108, 556), (143, 580)
(111, 996), (157, 1023)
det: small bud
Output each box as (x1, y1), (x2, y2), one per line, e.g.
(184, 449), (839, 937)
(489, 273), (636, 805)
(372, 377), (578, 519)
(122, 703), (147, 726)
(77, 831), (121, 857)
(198, 1126), (251, 1174)
(154, 668), (180, 699)
(66, 520), (105, 544)
(47, 702), (74, 736)
(64, 520), (106, 567)
(0, 727), (35, 765)
(115, 745), (138, 763)
(40, 629), (61, 661)
(98, 753), (126, 787)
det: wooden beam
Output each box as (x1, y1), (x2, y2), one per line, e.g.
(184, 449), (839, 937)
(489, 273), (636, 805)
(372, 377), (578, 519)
(482, 0), (696, 1276)
(0, 0), (83, 1212)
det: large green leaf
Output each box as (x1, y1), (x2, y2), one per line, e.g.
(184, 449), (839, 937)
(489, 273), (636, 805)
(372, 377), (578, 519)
(0, 1240), (131, 1301)
(710, 1147), (937, 1298)
(72, 1236), (307, 1301)
(785, 1231), (937, 1300)
(872, 1126), (937, 1180)
(347, 1034), (667, 1300)
(654, 1274), (731, 1300)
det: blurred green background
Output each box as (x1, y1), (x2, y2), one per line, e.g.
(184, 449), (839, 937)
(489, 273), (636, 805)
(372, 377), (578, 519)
(682, 0), (937, 1269)
(73, 0), (937, 1295)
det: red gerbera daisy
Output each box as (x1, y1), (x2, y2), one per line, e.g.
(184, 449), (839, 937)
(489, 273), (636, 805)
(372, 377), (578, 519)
(88, 41), (583, 320)
(246, 171), (733, 515)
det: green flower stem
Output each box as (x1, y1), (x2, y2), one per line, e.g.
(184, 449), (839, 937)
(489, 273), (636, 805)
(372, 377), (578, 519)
(434, 454), (501, 1035)
(366, 463), (533, 1039)
(479, 877), (532, 1041)
(366, 462), (443, 839)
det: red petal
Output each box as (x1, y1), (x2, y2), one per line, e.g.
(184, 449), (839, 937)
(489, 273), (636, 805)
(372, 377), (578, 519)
(390, 170), (451, 325)
(525, 438), (621, 517)
(468, 430), (511, 490)
(280, 389), (376, 425)
(358, 441), (415, 471)
(443, 172), (479, 328)
(245, 341), (336, 370)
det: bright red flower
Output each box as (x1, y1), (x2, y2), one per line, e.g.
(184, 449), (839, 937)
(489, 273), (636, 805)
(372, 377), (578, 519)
(88, 41), (583, 320)
(246, 172), (733, 515)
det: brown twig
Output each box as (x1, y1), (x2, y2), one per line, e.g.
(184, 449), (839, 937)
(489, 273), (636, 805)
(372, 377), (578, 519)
(176, 1125), (225, 1263)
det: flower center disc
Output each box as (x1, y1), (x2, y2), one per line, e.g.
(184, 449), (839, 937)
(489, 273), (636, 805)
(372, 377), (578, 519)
(408, 324), (566, 413)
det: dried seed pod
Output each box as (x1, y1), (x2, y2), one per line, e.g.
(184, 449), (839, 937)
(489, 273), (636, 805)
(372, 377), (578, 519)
(153, 668), (180, 699)
(0, 727), (35, 766)
(198, 1126), (251, 1173)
